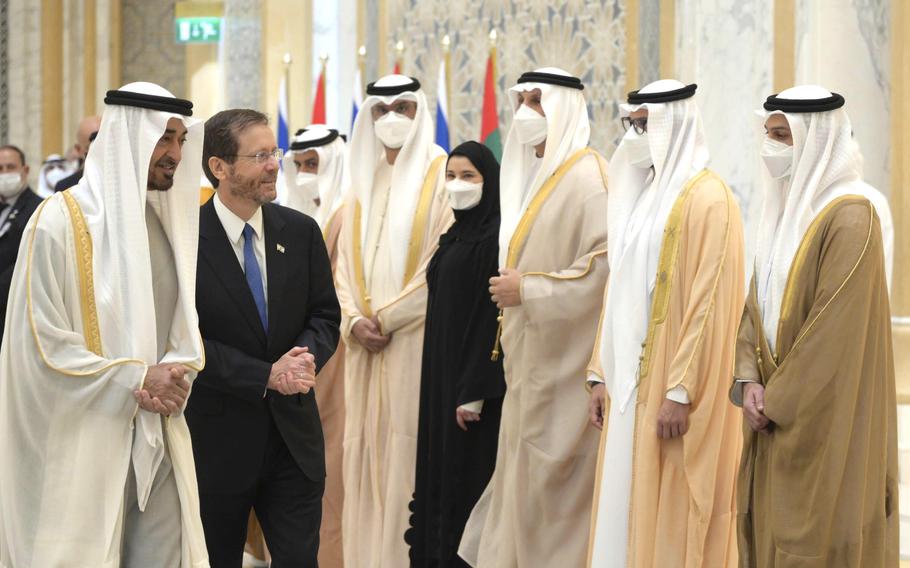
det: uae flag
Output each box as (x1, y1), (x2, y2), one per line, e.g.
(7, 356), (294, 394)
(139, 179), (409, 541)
(481, 47), (501, 160)
(312, 60), (327, 124)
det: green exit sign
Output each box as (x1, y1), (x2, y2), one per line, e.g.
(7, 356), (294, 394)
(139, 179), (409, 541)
(175, 17), (221, 44)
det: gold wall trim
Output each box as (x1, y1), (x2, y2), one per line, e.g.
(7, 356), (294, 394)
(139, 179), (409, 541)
(659, 0), (675, 79)
(110, 0), (121, 89)
(624, 0), (639, 94)
(773, 0), (795, 91)
(41, 0), (64, 156)
(84, 0), (97, 116)
(378, 0), (387, 76)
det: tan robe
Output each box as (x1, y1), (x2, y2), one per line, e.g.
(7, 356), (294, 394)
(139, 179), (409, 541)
(587, 170), (745, 567)
(317, 205), (347, 568)
(459, 149), (609, 568)
(731, 196), (898, 568)
(336, 156), (450, 567)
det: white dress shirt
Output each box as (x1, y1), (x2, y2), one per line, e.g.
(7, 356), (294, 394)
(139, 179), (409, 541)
(213, 193), (268, 304)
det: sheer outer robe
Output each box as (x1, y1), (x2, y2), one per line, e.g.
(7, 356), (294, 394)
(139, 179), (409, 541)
(0, 195), (208, 567)
(335, 164), (452, 567)
(732, 196), (898, 568)
(587, 171), (744, 567)
(316, 205), (346, 568)
(458, 150), (609, 568)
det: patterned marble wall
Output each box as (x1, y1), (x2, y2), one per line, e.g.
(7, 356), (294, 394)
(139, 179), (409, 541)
(121, 0), (186, 97)
(675, 0), (773, 234)
(796, 0), (891, 195)
(6, 0), (42, 170)
(0, 0), (8, 142)
(382, 0), (629, 156)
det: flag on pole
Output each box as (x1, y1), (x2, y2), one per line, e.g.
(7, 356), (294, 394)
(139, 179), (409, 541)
(312, 59), (327, 124)
(480, 42), (501, 160)
(351, 64), (363, 129)
(277, 75), (289, 153)
(435, 57), (450, 152)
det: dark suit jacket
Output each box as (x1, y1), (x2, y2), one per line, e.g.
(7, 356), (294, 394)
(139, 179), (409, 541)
(0, 188), (43, 342)
(54, 169), (82, 192)
(187, 200), (341, 493)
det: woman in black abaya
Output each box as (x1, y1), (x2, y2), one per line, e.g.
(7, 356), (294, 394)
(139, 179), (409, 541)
(406, 142), (506, 567)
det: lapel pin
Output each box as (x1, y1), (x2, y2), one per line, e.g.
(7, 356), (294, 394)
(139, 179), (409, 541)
(276, 243), (286, 253)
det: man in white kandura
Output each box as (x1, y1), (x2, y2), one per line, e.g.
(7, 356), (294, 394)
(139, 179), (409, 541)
(0, 82), (208, 567)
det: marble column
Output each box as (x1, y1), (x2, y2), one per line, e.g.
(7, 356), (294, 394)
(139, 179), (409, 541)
(223, 0), (261, 110)
(7, 0), (43, 178)
(795, 0), (891, 195)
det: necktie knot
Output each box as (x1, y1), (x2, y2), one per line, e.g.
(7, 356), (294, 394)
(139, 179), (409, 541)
(243, 223), (255, 241)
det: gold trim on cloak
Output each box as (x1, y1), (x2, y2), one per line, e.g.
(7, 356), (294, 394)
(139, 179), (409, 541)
(350, 155), (445, 318)
(61, 190), (104, 356)
(25, 195), (147, 377)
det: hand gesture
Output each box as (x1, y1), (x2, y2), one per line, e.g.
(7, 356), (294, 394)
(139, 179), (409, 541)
(489, 268), (521, 308)
(135, 364), (190, 416)
(269, 346), (317, 395)
(657, 398), (690, 439)
(742, 382), (771, 433)
(351, 317), (391, 353)
(589, 383), (606, 430)
(456, 406), (481, 431)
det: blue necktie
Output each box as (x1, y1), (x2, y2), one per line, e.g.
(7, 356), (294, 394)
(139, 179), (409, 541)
(242, 223), (268, 332)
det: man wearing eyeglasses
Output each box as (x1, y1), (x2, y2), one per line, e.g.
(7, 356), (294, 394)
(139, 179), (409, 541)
(587, 80), (745, 566)
(189, 108), (341, 566)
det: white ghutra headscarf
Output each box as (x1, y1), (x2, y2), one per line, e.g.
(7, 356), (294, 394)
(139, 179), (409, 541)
(281, 125), (349, 228)
(754, 85), (893, 350)
(498, 67), (590, 266)
(347, 74), (445, 285)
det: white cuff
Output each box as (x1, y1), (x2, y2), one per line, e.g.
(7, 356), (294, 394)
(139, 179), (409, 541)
(666, 385), (690, 404)
(586, 372), (604, 385)
(460, 400), (484, 414)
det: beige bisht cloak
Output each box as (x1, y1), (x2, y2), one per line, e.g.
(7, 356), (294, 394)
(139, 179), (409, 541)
(588, 170), (745, 567)
(336, 158), (450, 566)
(0, 83), (208, 568)
(732, 196), (898, 568)
(316, 204), (347, 567)
(458, 148), (609, 567)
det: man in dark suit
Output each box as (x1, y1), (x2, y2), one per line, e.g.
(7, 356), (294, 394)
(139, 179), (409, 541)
(54, 115), (101, 192)
(0, 145), (43, 343)
(188, 108), (340, 567)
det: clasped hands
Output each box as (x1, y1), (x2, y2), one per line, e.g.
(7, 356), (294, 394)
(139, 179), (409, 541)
(588, 383), (691, 439)
(742, 382), (771, 433)
(352, 316), (391, 354)
(268, 346), (317, 395)
(135, 364), (191, 416)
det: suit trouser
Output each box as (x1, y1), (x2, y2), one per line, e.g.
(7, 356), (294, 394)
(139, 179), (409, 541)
(199, 415), (325, 568)
(122, 451), (182, 567)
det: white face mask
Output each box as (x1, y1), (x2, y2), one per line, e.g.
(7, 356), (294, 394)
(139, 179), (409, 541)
(44, 168), (69, 187)
(0, 172), (25, 200)
(761, 137), (793, 179)
(374, 112), (413, 149)
(295, 171), (320, 200)
(512, 104), (548, 146)
(621, 128), (653, 169)
(445, 178), (483, 211)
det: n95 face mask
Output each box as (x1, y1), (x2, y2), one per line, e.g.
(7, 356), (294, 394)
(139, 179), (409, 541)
(512, 104), (548, 146)
(760, 137), (794, 179)
(374, 112), (413, 149)
(621, 129), (653, 169)
(0, 173), (24, 199)
(445, 179), (483, 210)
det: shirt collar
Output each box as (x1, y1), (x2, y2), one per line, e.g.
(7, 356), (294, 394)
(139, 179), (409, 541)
(213, 192), (264, 245)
